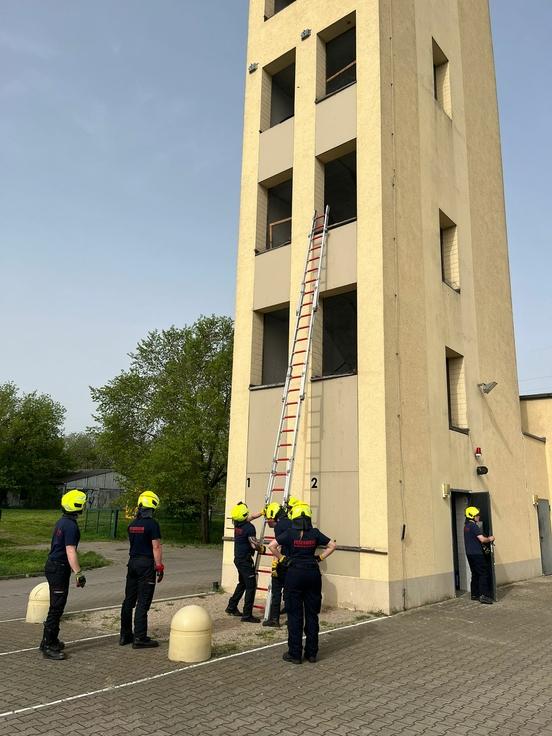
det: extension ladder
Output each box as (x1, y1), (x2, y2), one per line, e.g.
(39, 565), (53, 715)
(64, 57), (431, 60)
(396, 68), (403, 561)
(253, 206), (330, 618)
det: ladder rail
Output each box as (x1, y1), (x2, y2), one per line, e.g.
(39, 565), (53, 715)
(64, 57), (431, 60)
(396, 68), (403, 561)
(253, 207), (330, 618)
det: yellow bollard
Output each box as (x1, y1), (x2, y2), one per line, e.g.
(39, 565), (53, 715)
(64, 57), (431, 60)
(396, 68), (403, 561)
(25, 582), (50, 623)
(168, 605), (212, 663)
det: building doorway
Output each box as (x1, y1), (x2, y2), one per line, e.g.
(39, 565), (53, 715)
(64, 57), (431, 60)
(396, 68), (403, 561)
(537, 499), (552, 575)
(450, 490), (496, 599)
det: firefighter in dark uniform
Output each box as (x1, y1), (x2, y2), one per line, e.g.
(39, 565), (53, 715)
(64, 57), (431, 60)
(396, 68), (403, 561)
(40, 489), (88, 660)
(225, 501), (264, 623)
(120, 491), (164, 648)
(464, 505), (495, 604)
(262, 501), (292, 627)
(269, 503), (336, 664)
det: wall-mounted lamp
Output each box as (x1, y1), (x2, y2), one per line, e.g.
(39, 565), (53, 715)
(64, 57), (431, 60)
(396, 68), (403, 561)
(478, 381), (498, 395)
(532, 494), (539, 507)
(300, 28), (311, 40)
(248, 63), (259, 74)
(476, 466), (489, 476)
(442, 482), (451, 499)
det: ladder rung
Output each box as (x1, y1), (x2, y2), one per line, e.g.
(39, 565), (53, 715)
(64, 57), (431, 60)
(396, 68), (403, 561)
(253, 605), (265, 610)
(310, 245), (322, 251)
(296, 338), (308, 343)
(294, 350), (307, 354)
(290, 374), (302, 378)
(272, 472), (287, 476)
(302, 301), (313, 306)
(291, 363), (304, 367)
(285, 402), (298, 405)
(306, 268), (318, 274)
(278, 442), (292, 446)
(277, 457), (291, 461)
(287, 388), (300, 392)
(258, 587), (268, 592)
(281, 428), (294, 432)
(259, 568), (272, 573)
(272, 488), (285, 491)
(305, 279), (317, 284)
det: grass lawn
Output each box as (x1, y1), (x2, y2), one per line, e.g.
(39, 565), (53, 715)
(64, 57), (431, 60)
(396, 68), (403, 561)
(0, 549), (110, 577)
(0, 508), (224, 547)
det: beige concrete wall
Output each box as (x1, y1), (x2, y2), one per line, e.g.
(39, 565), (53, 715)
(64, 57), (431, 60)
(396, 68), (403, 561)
(521, 397), (552, 502)
(258, 117), (294, 183)
(315, 82), (357, 157)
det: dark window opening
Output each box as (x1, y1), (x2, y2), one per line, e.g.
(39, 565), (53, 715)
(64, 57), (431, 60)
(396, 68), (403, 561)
(265, 0), (295, 20)
(326, 27), (356, 96)
(270, 63), (295, 127)
(267, 178), (292, 249)
(262, 308), (289, 384)
(325, 151), (356, 227)
(322, 291), (357, 377)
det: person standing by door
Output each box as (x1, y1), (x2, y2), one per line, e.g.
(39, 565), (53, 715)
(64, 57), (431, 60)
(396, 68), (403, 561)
(225, 501), (264, 623)
(120, 491), (164, 648)
(464, 506), (495, 604)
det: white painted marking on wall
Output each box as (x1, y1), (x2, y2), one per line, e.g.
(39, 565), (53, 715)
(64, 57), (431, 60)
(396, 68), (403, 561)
(0, 616), (386, 719)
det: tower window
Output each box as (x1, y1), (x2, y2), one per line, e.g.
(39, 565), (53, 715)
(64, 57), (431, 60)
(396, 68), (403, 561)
(262, 308), (289, 385)
(432, 39), (452, 117)
(270, 62), (295, 127)
(446, 348), (468, 432)
(440, 211), (460, 291)
(322, 291), (357, 377)
(324, 149), (357, 227)
(266, 178), (292, 249)
(265, 0), (295, 20)
(326, 27), (356, 96)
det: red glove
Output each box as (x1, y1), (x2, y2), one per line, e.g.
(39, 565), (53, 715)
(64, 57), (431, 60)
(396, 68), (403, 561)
(155, 564), (164, 583)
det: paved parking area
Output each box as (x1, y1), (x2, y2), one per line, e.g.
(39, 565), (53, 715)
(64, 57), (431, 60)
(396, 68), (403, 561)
(2, 577), (552, 735)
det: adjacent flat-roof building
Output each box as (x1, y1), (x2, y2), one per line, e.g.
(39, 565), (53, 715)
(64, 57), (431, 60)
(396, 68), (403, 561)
(223, 0), (552, 613)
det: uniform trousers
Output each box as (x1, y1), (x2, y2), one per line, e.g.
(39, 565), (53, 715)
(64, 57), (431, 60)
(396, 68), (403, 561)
(43, 559), (71, 644)
(227, 557), (256, 617)
(467, 553), (492, 598)
(285, 565), (322, 660)
(120, 556), (156, 640)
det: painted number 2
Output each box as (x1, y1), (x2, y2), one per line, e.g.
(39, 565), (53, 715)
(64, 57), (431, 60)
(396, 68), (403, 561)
(311, 477), (318, 489)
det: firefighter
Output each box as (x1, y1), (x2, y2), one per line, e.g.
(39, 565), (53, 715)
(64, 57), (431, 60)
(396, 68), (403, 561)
(40, 489), (88, 661)
(120, 491), (164, 648)
(225, 501), (264, 623)
(263, 501), (292, 627)
(464, 506), (495, 604)
(269, 503), (336, 664)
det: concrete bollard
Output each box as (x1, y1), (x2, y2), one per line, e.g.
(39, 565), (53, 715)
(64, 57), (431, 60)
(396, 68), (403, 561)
(168, 605), (212, 663)
(25, 582), (50, 624)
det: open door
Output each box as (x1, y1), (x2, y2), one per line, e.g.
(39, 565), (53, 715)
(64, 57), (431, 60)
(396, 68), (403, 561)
(537, 499), (552, 575)
(467, 491), (496, 600)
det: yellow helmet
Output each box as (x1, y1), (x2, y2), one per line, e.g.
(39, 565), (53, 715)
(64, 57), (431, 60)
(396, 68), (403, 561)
(138, 491), (160, 509)
(231, 501), (250, 522)
(290, 503), (312, 521)
(264, 502), (282, 520)
(465, 506), (480, 520)
(61, 489), (87, 513)
(286, 496), (302, 518)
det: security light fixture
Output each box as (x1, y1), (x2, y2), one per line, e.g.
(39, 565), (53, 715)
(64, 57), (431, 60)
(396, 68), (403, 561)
(301, 28), (311, 40)
(476, 466), (489, 476)
(248, 63), (259, 74)
(478, 381), (498, 395)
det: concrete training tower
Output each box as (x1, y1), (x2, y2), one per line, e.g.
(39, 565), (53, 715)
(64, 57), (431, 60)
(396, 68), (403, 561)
(222, 0), (551, 613)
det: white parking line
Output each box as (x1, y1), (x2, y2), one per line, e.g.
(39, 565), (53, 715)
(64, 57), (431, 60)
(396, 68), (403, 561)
(0, 616), (385, 719)
(0, 633), (118, 657)
(0, 591), (214, 624)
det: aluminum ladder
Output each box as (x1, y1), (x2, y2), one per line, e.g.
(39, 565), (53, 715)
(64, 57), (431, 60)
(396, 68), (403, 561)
(253, 206), (330, 619)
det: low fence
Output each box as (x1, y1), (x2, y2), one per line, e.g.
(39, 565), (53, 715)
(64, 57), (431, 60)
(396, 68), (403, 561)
(82, 508), (224, 543)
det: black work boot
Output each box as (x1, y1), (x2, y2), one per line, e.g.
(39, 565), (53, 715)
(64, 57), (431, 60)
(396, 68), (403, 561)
(262, 618), (280, 628)
(225, 607), (243, 616)
(240, 615), (260, 623)
(42, 645), (66, 660)
(132, 637), (159, 649)
(479, 595), (494, 605)
(282, 652), (302, 664)
(119, 634), (134, 646)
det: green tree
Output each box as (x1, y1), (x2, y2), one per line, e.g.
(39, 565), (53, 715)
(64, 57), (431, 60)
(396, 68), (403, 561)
(0, 383), (68, 507)
(91, 315), (233, 543)
(64, 431), (112, 470)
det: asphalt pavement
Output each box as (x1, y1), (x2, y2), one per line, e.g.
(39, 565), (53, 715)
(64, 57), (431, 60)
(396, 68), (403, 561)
(0, 541), (222, 620)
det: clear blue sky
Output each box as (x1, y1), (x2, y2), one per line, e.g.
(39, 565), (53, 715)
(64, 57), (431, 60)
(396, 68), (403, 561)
(0, 1), (550, 432)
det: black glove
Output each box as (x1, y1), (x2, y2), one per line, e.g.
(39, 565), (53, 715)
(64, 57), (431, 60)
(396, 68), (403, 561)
(155, 564), (165, 583)
(75, 572), (86, 588)
(315, 554), (323, 563)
